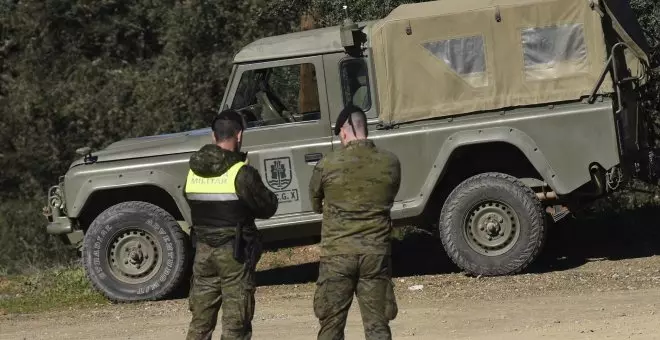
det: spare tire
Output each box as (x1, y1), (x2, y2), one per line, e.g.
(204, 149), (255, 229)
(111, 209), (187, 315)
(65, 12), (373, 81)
(82, 201), (191, 302)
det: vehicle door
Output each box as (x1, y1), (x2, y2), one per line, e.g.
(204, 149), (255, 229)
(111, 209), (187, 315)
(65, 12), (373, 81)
(223, 56), (333, 217)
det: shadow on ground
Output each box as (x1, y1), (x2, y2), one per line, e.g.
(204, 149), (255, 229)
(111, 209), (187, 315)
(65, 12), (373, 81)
(530, 206), (660, 273)
(255, 229), (456, 287)
(256, 206), (660, 287)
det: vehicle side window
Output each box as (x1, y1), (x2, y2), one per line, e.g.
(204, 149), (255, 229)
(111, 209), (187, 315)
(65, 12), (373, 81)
(422, 35), (489, 88)
(231, 63), (321, 129)
(340, 59), (371, 112)
(521, 24), (588, 80)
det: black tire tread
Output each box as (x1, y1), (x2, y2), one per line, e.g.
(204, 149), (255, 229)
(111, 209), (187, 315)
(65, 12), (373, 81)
(81, 201), (189, 303)
(439, 172), (547, 276)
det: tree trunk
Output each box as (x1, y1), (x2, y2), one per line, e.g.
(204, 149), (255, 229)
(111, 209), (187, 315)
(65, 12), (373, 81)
(299, 11), (320, 115)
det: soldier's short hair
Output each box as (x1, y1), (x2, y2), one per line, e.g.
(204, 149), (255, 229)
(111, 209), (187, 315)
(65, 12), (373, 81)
(212, 109), (244, 141)
(335, 105), (368, 137)
(348, 112), (367, 137)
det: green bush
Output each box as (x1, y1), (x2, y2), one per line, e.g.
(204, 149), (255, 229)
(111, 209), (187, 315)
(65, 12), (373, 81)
(0, 199), (78, 274)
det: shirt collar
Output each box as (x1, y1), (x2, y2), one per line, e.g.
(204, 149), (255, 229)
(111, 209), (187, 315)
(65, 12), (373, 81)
(343, 139), (375, 150)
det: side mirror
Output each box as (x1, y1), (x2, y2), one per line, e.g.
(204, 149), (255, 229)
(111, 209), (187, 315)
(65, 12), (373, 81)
(76, 147), (91, 156)
(340, 18), (359, 48)
(340, 17), (366, 57)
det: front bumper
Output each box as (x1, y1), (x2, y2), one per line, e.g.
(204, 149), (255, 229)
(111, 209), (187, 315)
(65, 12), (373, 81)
(46, 216), (73, 235)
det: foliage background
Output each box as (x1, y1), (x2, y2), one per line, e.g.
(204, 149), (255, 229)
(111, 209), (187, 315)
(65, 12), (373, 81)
(0, 0), (659, 274)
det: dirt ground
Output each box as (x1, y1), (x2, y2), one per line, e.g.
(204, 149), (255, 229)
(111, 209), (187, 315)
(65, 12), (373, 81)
(3, 212), (660, 340)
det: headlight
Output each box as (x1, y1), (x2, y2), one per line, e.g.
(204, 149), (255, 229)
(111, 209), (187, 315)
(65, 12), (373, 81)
(48, 185), (65, 211)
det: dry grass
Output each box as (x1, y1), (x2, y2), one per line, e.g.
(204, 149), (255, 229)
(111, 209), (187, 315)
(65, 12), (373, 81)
(257, 245), (321, 271)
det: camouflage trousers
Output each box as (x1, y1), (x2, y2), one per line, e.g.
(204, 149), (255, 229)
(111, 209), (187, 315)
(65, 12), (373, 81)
(313, 254), (398, 340)
(186, 239), (262, 340)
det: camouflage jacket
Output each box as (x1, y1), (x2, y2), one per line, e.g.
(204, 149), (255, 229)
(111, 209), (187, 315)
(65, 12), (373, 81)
(309, 139), (401, 256)
(186, 144), (278, 246)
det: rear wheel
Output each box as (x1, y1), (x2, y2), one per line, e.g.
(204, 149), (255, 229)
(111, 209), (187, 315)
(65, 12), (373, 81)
(82, 201), (191, 302)
(439, 172), (547, 276)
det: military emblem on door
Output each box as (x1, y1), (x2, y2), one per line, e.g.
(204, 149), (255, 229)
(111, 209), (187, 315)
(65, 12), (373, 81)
(264, 157), (293, 190)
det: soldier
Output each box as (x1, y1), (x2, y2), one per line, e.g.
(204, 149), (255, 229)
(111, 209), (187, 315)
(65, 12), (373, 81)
(309, 105), (402, 340)
(184, 109), (279, 340)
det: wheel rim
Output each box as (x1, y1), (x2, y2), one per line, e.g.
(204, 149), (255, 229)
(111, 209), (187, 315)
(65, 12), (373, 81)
(464, 200), (521, 256)
(108, 229), (163, 284)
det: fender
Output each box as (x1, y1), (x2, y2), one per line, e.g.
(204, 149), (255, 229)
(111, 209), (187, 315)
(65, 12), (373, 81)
(432, 127), (562, 193)
(391, 127), (559, 219)
(64, 155), (193, 225)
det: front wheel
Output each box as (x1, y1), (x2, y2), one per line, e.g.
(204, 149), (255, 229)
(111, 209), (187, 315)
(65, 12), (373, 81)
(82, 201), (191, 302)
(439, 172), (548, 276)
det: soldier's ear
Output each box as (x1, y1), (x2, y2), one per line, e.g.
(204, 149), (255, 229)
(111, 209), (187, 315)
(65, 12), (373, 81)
(237, 130), (243, 143)
(211, 131), (217, 144)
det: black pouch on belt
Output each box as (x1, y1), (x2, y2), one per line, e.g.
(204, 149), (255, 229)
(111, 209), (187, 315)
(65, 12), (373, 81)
(233, 222), (245, 263)
(242, 231), (257, 269)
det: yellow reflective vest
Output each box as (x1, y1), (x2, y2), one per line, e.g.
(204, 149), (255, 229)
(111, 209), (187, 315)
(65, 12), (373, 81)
(184, 162), (248, 229)
(185, 162), (245, 201)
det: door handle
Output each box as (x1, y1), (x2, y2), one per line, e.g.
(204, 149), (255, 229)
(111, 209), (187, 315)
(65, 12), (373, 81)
(305, 153), (323, 164)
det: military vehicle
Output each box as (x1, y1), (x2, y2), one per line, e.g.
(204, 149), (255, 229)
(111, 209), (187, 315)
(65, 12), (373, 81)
(44, 0), (655, 302)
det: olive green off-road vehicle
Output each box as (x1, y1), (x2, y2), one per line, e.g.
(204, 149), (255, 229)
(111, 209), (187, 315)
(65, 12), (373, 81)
(44, 0), (657, 302)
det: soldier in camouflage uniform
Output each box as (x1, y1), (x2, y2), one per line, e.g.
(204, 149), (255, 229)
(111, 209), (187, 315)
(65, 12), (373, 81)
(309, 105), (402, 340)
(184, 109), (279, 340)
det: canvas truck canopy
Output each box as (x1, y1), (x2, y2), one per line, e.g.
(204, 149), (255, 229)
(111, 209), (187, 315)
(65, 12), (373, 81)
(370, 0), (647, 125)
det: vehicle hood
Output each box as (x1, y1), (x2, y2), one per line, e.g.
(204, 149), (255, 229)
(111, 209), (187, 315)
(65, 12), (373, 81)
(70, 128), (212, 167)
